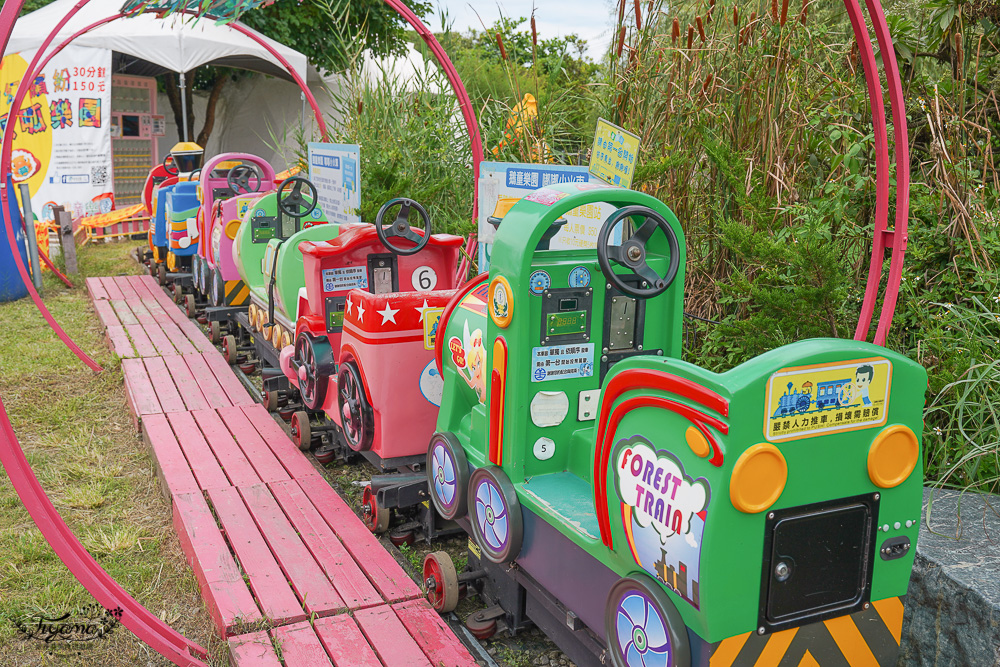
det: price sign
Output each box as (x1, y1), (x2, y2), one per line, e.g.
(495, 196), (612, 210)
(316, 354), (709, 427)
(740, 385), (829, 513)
(589, 118), (640, 189)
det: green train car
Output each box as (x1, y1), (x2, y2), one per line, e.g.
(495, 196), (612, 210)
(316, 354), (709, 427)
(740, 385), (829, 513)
(423, 182), (924, 667)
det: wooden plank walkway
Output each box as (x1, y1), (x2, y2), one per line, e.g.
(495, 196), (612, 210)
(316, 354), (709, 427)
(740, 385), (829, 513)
(88, 275), (475, 665)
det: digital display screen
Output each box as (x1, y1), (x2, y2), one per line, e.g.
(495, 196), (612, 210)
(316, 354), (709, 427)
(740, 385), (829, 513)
(559, 298), (578, 311)
(546, 310), (587, 337)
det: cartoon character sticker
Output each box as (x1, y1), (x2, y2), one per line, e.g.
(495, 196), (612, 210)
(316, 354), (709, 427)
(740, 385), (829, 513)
(449, 321), (487, 403)
(764, 357), (892, 442)
(613, 435), (708, 609)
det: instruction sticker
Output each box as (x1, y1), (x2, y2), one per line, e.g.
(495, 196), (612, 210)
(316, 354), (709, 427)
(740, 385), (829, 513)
(322, 266), (368, 292)
(531, 344), (595, 382)
(764, 357), (892, 442)
(423, 307), (444, 350)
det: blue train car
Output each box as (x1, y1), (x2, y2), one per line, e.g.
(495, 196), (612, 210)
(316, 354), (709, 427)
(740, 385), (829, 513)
(816, 378), (850, 409)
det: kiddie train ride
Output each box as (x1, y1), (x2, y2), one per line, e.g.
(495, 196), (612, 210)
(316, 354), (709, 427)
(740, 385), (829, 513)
(274, 197), (466, 537)
(418, 182), (925, 666)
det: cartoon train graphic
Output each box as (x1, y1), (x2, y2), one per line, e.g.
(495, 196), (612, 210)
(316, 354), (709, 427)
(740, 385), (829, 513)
(771, 376), (862, 418)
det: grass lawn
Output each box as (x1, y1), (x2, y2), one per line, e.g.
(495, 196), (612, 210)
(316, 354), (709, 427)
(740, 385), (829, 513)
(0, 241), (224, 665)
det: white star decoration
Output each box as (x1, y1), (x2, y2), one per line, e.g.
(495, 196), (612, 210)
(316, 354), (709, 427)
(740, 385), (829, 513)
(415, 299), (431, 322)
(378, 303), (399, 325)
(355, 300), (366, 322)
(345, 297), (353, 315)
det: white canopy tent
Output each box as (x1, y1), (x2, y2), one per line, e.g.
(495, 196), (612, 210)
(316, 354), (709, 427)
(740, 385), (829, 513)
(7, 0), (311, 139)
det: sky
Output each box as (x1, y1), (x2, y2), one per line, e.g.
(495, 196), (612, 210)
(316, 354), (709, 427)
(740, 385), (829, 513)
(431, 0), (615, 61)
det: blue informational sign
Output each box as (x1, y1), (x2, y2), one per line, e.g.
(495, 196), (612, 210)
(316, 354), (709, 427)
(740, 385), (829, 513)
(478, 162), (622, 272)
(307, 142), (361, 225)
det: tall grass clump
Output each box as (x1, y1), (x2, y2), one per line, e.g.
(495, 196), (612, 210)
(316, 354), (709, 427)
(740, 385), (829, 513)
(325, 54), (476, 236)
(601, 0), (1000, 490)
(920, 298), (1000, 492)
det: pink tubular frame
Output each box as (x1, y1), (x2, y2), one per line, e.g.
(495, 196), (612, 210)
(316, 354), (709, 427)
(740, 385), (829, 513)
(0, 2), (485, 665)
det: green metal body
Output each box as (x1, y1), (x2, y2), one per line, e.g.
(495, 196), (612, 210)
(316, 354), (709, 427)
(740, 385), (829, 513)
(436, 181), (926, 647)
(232, 191), (336, 321)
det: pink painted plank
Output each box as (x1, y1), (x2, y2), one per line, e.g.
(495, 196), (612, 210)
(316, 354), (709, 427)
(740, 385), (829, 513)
(135, 275), (218, 353)
(203, 352), (254, 406)
(355, 605), (433, 667)
(124, 323), (158, 357)
(314, 615), (383, 667)
(217, 406), (290, 484)
(93, 299), (122, 328)
(269, 480), (382, 611)
(143, 322), (180, 357)
(165, 412), (231, 492)
(115, 276), (141, 302)
(184, 354), (233, 409)
(121, 357), (161, 427)
(142, 357), (186, 412)
(241, 405), (320, 480)
(99, 276), (124, 300)
(110, 300), (139, 326)
(165, 357), (211, 412)
(141, 413), (201, 500)
(86, 276), (109, 301)
(174, 492), (262, 638)
(105, 326), (135, 358)
(191, 409), (262, 488)
(296, 476), (422, 603)
(159, 320), (199, 355)
(271, 621), (333, 666)
(126, 298), (158, 328)
(208, 486), (306, 626)
(227, 631), (281, 667)
(238, 484), (343, 616)
(393, 599), (478, 667)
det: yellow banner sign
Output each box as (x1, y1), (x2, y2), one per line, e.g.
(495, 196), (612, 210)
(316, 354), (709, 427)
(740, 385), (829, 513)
(764, 357), (892, 441)
(589, 118), (640, 189)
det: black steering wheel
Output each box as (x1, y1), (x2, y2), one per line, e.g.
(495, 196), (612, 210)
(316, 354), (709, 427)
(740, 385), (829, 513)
(277, 176), (318, 219)
(163, 154), (178, 176)
(597, 205), (680, 299)
(375, 197), (431, 256)
(227, 164), (262, 194)
(189, 168), (202, 182)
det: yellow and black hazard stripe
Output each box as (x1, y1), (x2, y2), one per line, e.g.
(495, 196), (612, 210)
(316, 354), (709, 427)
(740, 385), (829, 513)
(709, 597), (904, 667)
(225, 280), (249, 306)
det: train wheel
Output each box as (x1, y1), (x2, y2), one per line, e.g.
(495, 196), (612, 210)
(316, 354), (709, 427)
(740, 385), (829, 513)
(362, 485), (390, 533)
(209, 320), (221, 343)
(185, 294), (196, 318)
(468, 466), (522, 564)
(605, 574), (690, 667)
(222, 335), (237, 365)
(338, 361), (374, 452)
(293, 333), (334, 411)
(157, 263), (166, 285)
(290, 411), (311, 451)
(263, 389), (279, 412)
(423, 551), (459, 613)
(173, 284), (183, 304)
(389, 527), (415, 547)
(239, 362), (256, 375)
(464, 610), (498, 640)
(427, 432), (470, 521)
(314, 444), (336, 465)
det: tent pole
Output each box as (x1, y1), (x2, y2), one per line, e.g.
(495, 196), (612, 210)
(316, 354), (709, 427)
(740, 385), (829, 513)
(179, 70), (189, 142)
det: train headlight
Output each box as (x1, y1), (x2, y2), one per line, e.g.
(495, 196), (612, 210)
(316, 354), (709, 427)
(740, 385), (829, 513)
(226, 220), (241, 240)
(730, 444), (787, 514)
(867, 425), (919, 489)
